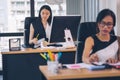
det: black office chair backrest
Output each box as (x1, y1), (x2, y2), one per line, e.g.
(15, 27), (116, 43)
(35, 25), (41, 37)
(76, 22), (115, 63)
(23, 17), (38, 48)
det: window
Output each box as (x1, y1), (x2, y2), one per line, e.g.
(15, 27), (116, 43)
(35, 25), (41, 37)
(0, 0), (67, 48)
(34, 0), (66, 16)
(0, 0), (66, 71)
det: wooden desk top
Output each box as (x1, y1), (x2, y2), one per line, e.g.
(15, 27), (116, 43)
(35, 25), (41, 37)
(39, 66), (120, 80)
(1, 47), (76, 54)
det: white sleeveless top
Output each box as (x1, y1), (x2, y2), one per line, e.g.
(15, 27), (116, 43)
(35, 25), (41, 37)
(45, 23), (52, 42)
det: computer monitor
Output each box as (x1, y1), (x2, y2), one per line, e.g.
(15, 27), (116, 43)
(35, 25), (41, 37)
(50, 16), (81, 43)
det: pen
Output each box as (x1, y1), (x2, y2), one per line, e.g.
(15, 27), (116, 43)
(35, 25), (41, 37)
(40, 53), (47, 60)
(36, 33), (39, 39)
(58, 52), (62, 61)
(47, 53), (50, 61)
(47, 49), (54, 61)
(52, 53), (55, 61)
(44, 52), (48, 61)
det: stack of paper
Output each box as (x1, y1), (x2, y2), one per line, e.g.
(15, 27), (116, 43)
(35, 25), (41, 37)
(65, 63), (105, 70)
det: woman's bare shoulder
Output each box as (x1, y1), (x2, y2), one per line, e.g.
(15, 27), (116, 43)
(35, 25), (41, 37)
(86, 36), (94, 41)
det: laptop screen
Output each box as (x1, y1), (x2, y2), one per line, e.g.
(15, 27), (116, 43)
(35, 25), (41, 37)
(50, 16), (81, 43)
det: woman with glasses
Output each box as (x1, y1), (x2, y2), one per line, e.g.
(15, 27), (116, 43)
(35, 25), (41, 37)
(82, 9), (120, 64)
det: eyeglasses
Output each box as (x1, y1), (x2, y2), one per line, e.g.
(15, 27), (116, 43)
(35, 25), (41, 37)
(99, 21), (113, 28)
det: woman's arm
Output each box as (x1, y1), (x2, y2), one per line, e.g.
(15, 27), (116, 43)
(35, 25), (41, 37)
(29, 24), (38, 44)
(82, 36), (98, 64)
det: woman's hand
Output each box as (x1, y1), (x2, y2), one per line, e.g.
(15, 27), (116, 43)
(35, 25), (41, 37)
(89, 54), (99, 63)
(32, 38), (38, 44)
(106, 58), (118, 64)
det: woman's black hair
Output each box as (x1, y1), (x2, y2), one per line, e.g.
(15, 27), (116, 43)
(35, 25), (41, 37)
(96, 9), (116, 26)
(38, 5), (52, 25)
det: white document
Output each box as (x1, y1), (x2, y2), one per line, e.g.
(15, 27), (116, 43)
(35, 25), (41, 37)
(34, 38), (45, 48)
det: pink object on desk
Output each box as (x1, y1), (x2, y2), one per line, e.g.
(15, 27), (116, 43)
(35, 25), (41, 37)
(66, 64), (81, 69)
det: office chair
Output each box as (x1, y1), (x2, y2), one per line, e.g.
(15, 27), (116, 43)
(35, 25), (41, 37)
(76, 22), (115, 63)
(21, 17), (47, 80)
(22, 17), (38, 48)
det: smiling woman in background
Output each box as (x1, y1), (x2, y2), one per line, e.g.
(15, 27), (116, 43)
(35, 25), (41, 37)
(82, 9), (120, 64)
(29, 5), (52, 46)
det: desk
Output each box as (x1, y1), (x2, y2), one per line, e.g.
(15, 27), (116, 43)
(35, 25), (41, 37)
(1, 47), (76, 80)
(1, 47), (76, 54)
(40, 66), (120, 80)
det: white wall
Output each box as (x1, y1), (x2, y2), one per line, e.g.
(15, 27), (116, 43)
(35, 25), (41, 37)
(117, 0), (120, 36)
